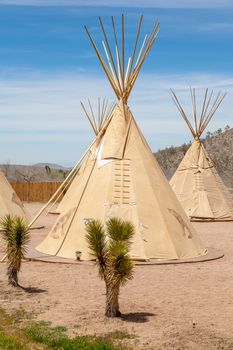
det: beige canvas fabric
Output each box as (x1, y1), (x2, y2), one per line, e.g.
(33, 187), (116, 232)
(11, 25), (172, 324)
(54, 137), (102, 215)
(170, 139), (233, 221)
(0, 171), (30, 220)
(37, 100), (207, 261)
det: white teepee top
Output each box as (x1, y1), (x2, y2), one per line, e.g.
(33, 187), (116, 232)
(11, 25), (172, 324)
(81, 99), (116, 136)
(85, 15), (160, 102)
(170, 88), (226, 140)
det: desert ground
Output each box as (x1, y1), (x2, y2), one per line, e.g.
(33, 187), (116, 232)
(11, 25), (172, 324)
(0, 202), (233, 350)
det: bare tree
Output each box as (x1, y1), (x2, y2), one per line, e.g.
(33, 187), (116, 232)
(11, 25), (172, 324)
(45, 165), (51, 175)
(14, 168), (38, 183)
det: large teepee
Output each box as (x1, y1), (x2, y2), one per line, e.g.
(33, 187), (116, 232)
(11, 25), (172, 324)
(0, 170), (29, 220)
(170, 88), (233, 221)
(36, 15), (207, 261)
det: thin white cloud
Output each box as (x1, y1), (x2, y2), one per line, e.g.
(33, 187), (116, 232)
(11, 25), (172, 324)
(0, 0), (232, 8)
(199, 23), (233, 32)
(0, 70), (232, 165)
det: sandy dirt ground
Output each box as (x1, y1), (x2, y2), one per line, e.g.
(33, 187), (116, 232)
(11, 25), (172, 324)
(1, 202), (233, 350)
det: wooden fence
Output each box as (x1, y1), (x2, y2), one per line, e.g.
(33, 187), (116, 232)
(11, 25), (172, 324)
(11, 182), (63, 203)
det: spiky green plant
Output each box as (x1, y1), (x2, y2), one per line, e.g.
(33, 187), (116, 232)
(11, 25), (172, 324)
(0, 215), (30, 287)
(86, 217), (135, 317)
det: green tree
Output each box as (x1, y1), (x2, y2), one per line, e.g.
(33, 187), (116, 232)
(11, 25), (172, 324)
(0, 215), (30, 286)
(86, 217), (135, 317)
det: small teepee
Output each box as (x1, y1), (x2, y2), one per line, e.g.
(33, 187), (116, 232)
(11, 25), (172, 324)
(0, 170), (29, 220)
(170, 88), (233, 221)
(36, 15), (207, 261)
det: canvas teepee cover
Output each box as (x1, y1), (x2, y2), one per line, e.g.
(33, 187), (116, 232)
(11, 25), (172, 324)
(170, 88), (233, 221)
(0, 170), (29, 220)
(36, 15), (207, 261)
(53, 99), (116, 215)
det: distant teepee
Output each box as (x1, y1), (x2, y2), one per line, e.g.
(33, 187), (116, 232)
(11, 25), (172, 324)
(36, 15), (207, 261)
(170, 88), (233, 221)
(0, 170), (29, 220)
(53, 99), (116, 215)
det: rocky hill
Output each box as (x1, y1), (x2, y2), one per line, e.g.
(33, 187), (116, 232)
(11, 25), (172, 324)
(155, 126), (233, 188)
(0, 163), (70, 182)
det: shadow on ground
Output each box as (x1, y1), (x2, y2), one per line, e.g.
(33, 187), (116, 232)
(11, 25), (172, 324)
(19, 285), (47, 294)
(121, 312), (155, 323)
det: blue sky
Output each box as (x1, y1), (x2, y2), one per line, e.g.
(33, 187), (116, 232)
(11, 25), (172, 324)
(0, 0), (232, 166)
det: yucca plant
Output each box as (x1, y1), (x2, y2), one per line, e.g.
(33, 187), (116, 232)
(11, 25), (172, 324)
(86, 217), (135, 317)
(0, 215), (30, 287)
